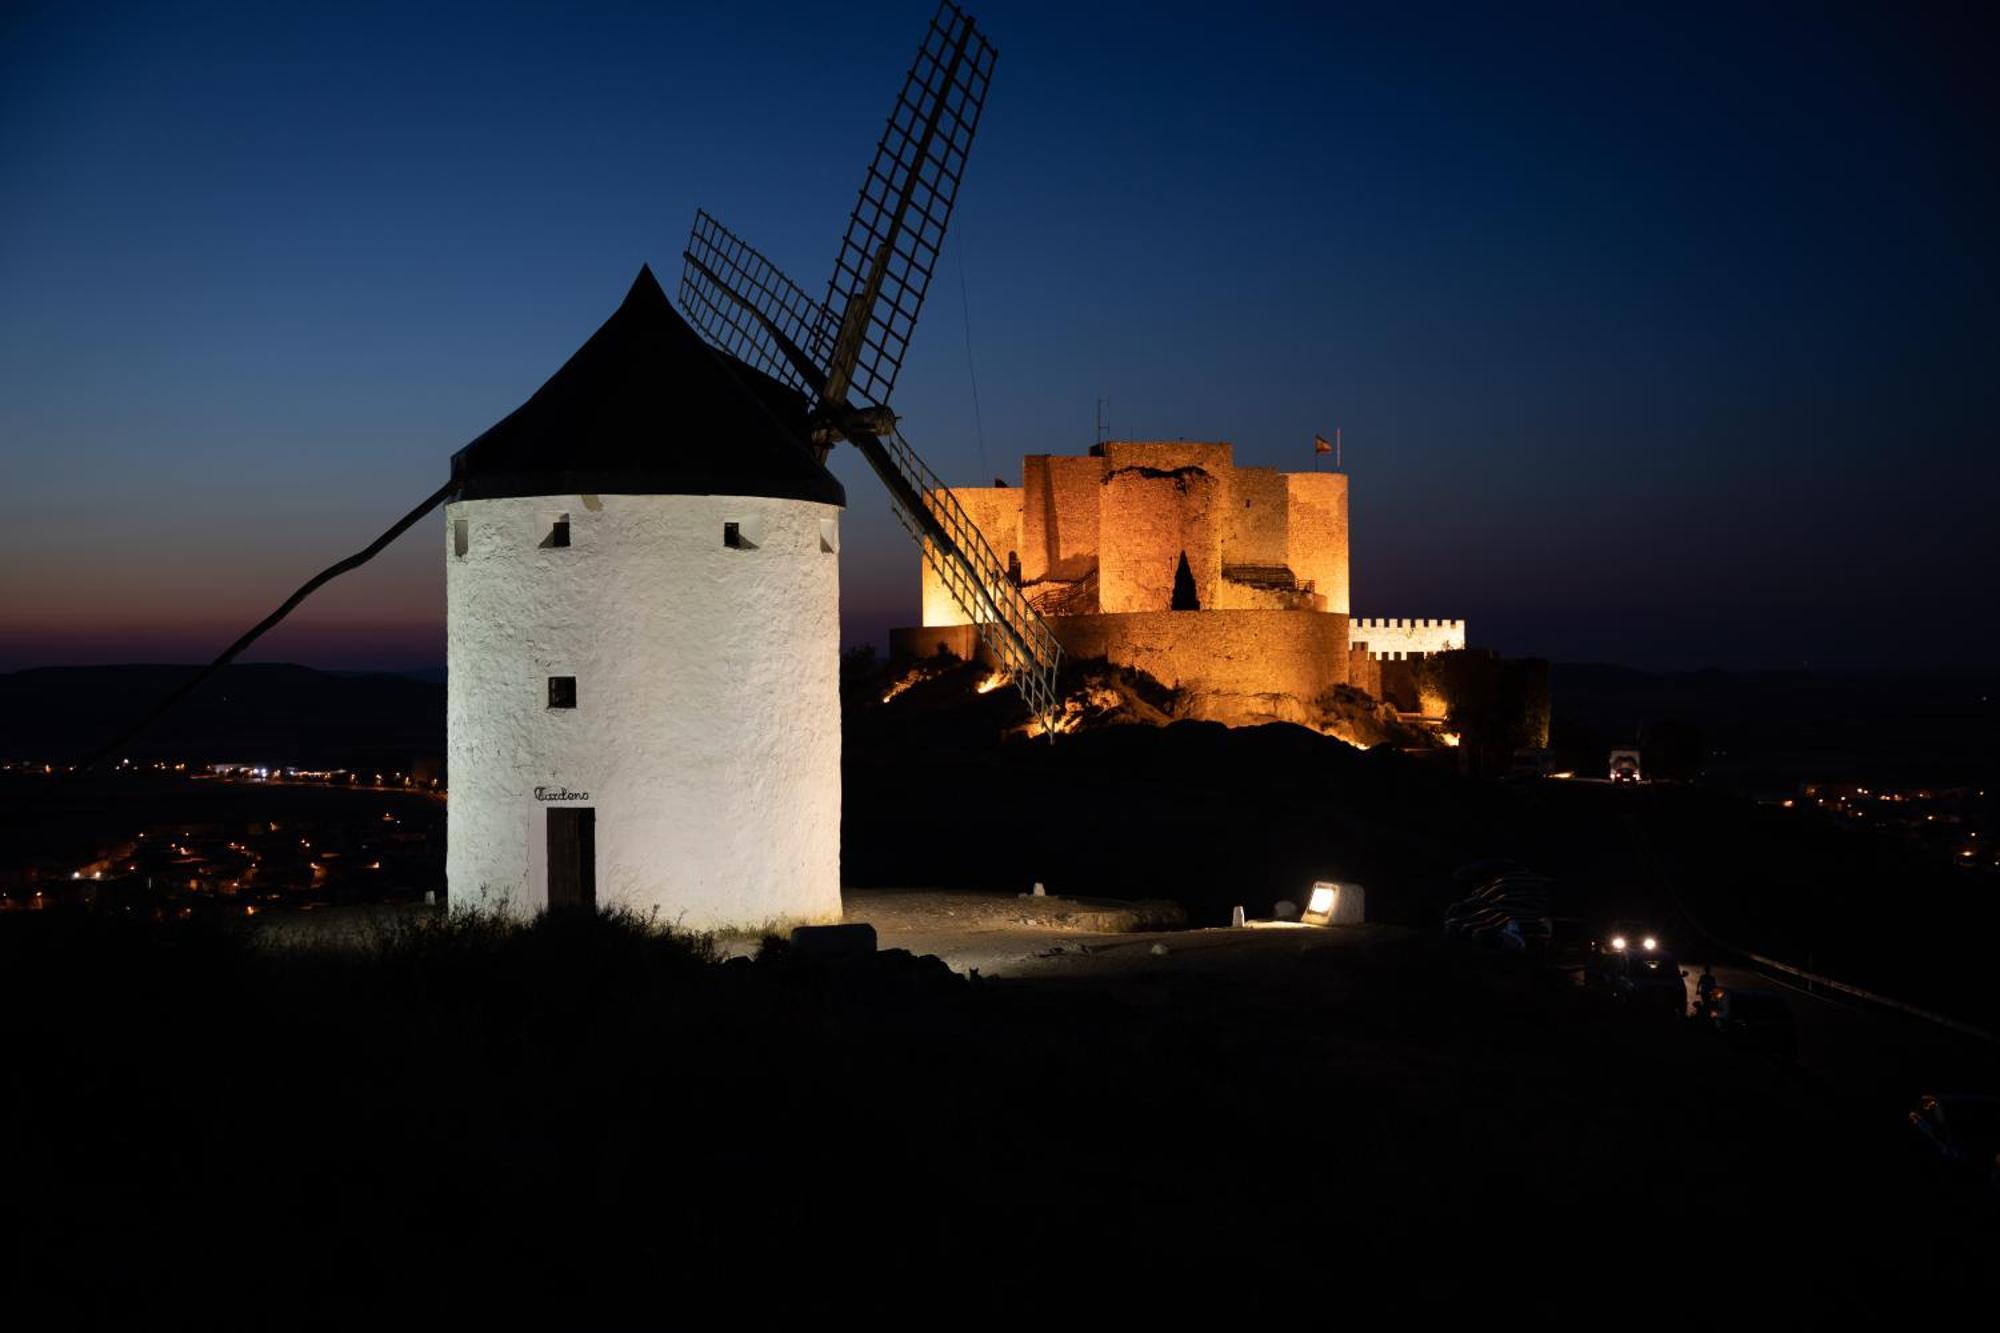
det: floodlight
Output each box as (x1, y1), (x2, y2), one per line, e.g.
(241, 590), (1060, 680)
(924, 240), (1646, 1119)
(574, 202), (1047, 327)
(1302, 882), (1338, 926)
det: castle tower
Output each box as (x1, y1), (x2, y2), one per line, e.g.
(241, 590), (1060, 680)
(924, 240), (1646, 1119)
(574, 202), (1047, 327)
(896, 440), (1355, 727)
(445, 267), (847, 929)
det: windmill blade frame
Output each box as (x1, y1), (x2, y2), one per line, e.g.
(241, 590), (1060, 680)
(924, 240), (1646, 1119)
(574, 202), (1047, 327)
(818, 0), (997, 410)
(679, 209), (830, 400)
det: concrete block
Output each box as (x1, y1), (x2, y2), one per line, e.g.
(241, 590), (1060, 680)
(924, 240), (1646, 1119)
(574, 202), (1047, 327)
(1330, 882), (1365, 925)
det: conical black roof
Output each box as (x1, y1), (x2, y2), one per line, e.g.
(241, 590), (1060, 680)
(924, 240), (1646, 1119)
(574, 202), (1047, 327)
(450, 266), (844, 507)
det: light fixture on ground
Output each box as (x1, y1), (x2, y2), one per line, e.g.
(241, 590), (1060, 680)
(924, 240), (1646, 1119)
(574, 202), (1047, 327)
(1303, 883), (1336, 924)
(1301, 880), (1365, 926)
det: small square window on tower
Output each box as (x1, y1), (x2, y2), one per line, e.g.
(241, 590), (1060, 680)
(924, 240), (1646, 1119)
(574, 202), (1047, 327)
(547, 676), (577, 709)
(541, 512), (571, 549)
(723, 518), (762, 550)
(452, 517), (469, 558)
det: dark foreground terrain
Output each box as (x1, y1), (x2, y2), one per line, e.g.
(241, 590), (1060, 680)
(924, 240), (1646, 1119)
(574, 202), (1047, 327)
(3, 910), (1994, 1321)
(6, 658), (1997, 1318)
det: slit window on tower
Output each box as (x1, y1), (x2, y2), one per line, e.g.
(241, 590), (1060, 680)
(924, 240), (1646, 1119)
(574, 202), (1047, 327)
(547, 676), (577, 709)
(452, 518), (469, 558)
(542, 513), (570, 549)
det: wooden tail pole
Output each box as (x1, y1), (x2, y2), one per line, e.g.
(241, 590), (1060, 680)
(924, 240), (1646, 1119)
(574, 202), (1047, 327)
(73, 478), (459, 772)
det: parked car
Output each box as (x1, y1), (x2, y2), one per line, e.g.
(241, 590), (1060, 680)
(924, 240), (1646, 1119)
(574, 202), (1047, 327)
(1583, 921), (1664, 986)
(1605, 950), (1687, 1015)
(1707, 987), (1797, 1060)
(1609, 748), (1642, 783)
(1907, 1094), (2000, 1186)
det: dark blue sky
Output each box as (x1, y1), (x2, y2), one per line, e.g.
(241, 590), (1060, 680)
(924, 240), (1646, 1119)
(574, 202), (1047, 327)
(3, 1), (1994, 671)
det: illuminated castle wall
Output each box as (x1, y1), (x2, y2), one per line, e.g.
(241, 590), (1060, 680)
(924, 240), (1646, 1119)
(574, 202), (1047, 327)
(918, 442), (1347, 623)
(896, 439), (1464, 725)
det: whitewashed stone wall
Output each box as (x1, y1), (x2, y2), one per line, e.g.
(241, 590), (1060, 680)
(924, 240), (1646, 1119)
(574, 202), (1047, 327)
(445, 492), (842, 930)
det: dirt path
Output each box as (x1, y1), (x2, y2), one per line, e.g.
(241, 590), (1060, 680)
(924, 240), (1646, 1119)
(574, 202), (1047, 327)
(840, 886), (1406, 978)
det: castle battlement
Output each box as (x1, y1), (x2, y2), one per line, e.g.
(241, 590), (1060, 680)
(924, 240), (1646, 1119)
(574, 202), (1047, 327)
(1352, 617), (1465, 631)
(1348, 618), (1466, 662)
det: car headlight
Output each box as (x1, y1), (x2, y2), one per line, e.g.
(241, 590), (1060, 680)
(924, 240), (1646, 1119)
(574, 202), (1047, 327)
(1642, 936), (1657, 951)
(1609, 935), (1627, 951)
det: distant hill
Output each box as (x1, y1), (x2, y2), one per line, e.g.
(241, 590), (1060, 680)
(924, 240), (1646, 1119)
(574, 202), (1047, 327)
(0, 664), (444, 770)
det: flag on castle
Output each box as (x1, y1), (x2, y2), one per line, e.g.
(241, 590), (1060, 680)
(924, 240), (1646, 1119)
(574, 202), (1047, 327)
(1314, 433), (1332, 454)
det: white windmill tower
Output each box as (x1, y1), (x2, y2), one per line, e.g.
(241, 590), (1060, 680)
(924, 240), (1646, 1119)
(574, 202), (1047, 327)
(447, 1), (1059, 926)
(443, 267), (848, 926)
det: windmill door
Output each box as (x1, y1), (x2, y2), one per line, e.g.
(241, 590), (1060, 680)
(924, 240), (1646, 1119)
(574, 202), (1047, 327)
(546, 807), (596, 912)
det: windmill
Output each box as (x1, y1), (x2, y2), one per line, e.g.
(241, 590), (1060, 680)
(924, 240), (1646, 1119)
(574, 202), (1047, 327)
(677, 0), (1063, 732)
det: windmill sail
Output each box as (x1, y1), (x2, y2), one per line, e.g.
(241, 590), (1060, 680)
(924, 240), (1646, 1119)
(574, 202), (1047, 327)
(677, 2), (1063, 734)
(819, 1), (997, 410)
(680, 210), (828, 400)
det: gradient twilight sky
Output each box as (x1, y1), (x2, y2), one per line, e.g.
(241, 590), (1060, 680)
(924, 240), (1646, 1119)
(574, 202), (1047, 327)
(2, 0), (1995, 673)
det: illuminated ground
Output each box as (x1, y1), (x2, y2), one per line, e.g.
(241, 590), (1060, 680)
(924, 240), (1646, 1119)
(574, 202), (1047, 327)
(839, 885), (1405, 978)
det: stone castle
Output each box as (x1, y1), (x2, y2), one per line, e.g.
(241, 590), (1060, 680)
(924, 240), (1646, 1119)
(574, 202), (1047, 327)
(891, 440), (1464, 727)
